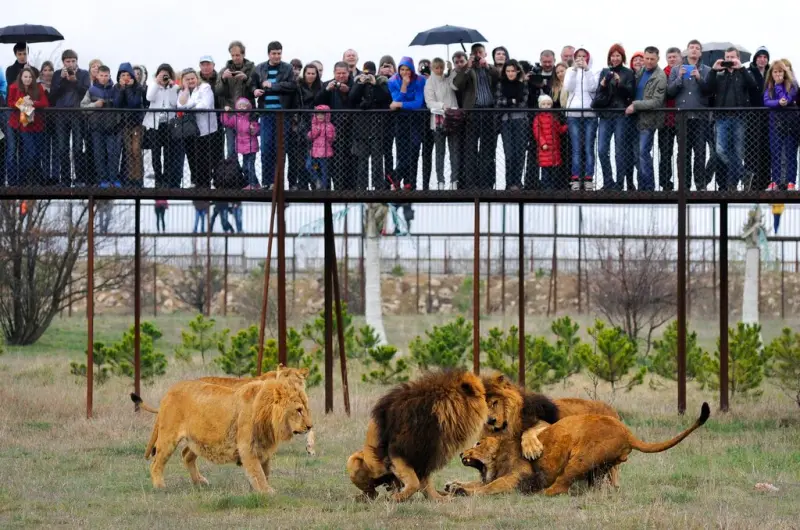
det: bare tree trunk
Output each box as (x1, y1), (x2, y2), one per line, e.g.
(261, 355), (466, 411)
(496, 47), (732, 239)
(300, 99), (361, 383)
(364, 204), (387, 345)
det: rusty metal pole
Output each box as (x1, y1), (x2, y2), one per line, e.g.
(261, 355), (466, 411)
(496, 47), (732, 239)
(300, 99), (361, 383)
(329, 219), (351, 416)
(416, 235), (420, 314)
(152, 236), (157, 317)
(87, 197), (95, 419)
(276, 114), (288, 366)
(427, 235), (432, 313)
(712, 206), (717, 311)
(256, 177), (279, 375)
(676, 112), (688, 415)
(719, 203), (729, 412)
(134, 199), (141, 398)
(343, 204), (349, 306)
(501, 204), (506, 313)
(223, 235), (229, 317)
(781, 241), (785, 320)
(486, 203), (491, 314)
(359, 225), (365, 315)
(324, 202), (334, 413)
(577, 206), (583, 313)
(473, 199), (481, 375)
(518, 203), (525, 387)
(205, 210), (211, 317)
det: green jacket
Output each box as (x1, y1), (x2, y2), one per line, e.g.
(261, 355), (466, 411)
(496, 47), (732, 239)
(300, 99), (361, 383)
(632, 66), (667, 130)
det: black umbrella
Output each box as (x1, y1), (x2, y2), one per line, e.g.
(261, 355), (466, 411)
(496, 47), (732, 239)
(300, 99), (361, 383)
(699, 42), (751, 65)
(0, 24), (64, 44)
(409, 25), (487, 52)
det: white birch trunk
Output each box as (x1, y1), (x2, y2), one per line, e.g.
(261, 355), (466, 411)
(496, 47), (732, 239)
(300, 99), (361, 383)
(364, 204), (387, 344)
(742, 247), (760, 326)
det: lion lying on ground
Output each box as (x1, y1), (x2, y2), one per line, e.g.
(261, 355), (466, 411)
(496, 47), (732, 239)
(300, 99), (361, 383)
(447, 402), (710, 497)
(131, 379), (313, 492)
(346, 369), (488, 502)
(133, 365), (317, 456)
(482, 374), (622, 486)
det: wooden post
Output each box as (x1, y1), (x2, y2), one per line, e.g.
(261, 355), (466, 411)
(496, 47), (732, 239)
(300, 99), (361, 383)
(676, 112), (688, 415)
(86, 197), (95, 419)
(329, 216), (351, 416)
(719, 204), (729, 412)
(134, 199), (141, 398)
(486, 203), (491, 315)
(324, 202), (334, 413)
(152, 236), (157, 317)
(223, 235), (229, 317)
(473, 199), (480, 375)
(256, 182), (279, 375)
(518, 203), (525, 386)
(276, 115), (288, 366)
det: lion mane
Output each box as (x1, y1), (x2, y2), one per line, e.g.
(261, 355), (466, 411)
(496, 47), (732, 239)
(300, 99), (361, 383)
(347, 369), (488, 502)
(131, 365), (317, 456)
(133, 379), (313, 492)
(448, 402), (710, 497)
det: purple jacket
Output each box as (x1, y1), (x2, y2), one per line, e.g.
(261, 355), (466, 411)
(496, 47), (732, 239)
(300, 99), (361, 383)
(764, 83), (799, 135)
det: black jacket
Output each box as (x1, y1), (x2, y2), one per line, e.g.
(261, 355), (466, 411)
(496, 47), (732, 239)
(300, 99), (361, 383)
(527, 70), (554, 108)
(592, 65), (635, 117)
(747, 64), (768, 107)
(314, 78), (355, 110)
(250, 61), (296, 109)
(708, 67), (756, 109)
(350, 76), (391, 110)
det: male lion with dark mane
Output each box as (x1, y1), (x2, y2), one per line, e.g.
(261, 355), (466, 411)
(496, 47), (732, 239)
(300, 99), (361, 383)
(482, 373), (623, 485)
(447, 402), (710, 497)
(133, 365), (318, 456)
(131, 379), (312, 492)
(346, 369), (488, 502)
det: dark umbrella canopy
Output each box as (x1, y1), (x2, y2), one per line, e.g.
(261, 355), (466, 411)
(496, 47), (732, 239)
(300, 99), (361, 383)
(699, 42), (751, 65)
(0, 24), (64, 44)
(409, 25), (487, 48)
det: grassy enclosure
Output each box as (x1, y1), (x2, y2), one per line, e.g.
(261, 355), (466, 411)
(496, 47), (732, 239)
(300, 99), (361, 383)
(1, 313), (799, 529)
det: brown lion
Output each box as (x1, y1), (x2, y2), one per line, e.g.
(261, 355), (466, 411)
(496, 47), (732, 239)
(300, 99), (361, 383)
(346, 369), (489, 502)
(131, 379), (313, 492)
(133, 365), (317, 456)
(448, 402), (710, 497)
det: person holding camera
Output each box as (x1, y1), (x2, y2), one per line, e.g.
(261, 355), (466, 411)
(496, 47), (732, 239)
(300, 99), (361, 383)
(315, 61), (355, 189)
(593, 43), (635, 191)
(217, 41), (255, 160)
(114, 63), (146, 186)
(144, 64), (180, 188)
(177, 68), (217, 188)
(564, 46), (599, 190)
(50, 49), (91, 186)
(707, 47), (756, 190)
(350, 61), (392, 190)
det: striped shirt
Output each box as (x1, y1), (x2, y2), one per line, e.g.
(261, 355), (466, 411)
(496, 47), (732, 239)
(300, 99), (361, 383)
(475, 68), (494, 108)
(265, 66), (281, 109)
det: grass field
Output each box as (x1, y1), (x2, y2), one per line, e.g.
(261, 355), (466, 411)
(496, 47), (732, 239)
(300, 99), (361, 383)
(1, 314), (799, 529)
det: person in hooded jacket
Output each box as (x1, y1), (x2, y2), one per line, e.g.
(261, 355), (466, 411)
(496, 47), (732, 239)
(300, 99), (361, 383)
(80, 65), (121, 187)
(114, 62), (146, 186)
(351, 61), (392, 190)
(221, 97), (261, 188)
(746, 46), (771, 191)
(388, 56), (426, 189)
(593, 43), (635, 191)
(495, 59), (529, 190)
(563, 46), (599, 190)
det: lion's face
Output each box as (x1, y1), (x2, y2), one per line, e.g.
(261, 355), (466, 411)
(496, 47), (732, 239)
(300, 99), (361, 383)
(285, 399), (313, 435)
(460, 436), (500, 473)
(482, 374), (523, 433)
(486, 395), (508, 432)
(274, 365), (310, 390)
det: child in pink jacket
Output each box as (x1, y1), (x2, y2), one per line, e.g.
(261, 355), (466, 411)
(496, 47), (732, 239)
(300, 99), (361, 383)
(221, 97), (261, 188)
(306, 104), (336, 189)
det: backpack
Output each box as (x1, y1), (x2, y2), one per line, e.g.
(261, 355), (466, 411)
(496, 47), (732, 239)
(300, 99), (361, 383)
(212, 158), (247, 190)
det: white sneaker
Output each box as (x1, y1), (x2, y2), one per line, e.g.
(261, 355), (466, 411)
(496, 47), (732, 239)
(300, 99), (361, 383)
(570, 179), (581, 191)
(583, 178), (595, 191)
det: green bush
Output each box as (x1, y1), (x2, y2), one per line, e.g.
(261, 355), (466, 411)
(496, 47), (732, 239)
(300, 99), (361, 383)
(69, 342), (113, 385)
(481, 326), (570, 391)
(550, 316), (583, 385)
(174, 314), (222, 364)
(577, 319), (645, 396)
(362, 345), (410, 385)
(650, 320), (711, 383)
(766, 327), (800, 408)
(255, 328), (322, 387)
(301, 303), (358, 359)
(409, 316), (472, 370)
(355, 325), (381, 360)
(703, 322), (768, 399)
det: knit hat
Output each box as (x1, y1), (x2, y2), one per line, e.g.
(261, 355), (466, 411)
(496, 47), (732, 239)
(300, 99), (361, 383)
(630, 51), (644, 70)
(753, 46), (770, 62)
(363, 61), (377, 74)
(538, 94), (553, 105)
(379, 55), (396, 70)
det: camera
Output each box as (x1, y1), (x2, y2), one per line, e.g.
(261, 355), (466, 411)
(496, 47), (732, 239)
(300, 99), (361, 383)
(720, 60), (734, 68)
(531, 63), (543, 75)
(67, 68), (75, 76)
(334, 81), (341, 89)
(420, 64), (431, 76)
(162, 74), (171, 82)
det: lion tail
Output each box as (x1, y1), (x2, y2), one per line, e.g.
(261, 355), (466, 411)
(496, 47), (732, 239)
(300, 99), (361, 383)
(630, 402), (710, 454)
(130, 393), (159, 414)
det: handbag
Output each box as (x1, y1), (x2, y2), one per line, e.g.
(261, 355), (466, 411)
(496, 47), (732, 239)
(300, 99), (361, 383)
(169, 112), (199, 140)
(442, 108), (466, 135)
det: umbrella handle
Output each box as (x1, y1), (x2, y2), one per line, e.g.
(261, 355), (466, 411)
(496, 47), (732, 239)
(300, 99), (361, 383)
(460, 41), (466, 53)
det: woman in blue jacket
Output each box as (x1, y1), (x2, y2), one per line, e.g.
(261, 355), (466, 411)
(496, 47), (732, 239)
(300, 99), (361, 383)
(388, 56), (426, 189)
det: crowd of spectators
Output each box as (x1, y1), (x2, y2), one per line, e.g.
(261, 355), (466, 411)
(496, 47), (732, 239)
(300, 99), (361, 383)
(1, 39), (797, 193)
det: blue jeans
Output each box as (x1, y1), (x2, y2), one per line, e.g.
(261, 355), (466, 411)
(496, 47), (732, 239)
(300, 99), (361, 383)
(91, 132), (122, 185)
(193, 210), (206, 233)
(769, 124), (798, 185)
(210, 204), (233, 233)
(567, 117), (598, 178)
(242, 153), (258, 188)
(5, 128), (42, 186)
(638, 129), (656, 191)
(597, 116), (633, 188)
(715, 117), (745, 190)
(500, 118), (527, 188)
(540, 166), (561, 190)
(225, 127), (236, 159)
(393, 113), (422, 188)
(54, 113), (84, 185)
(260, 113), (290, 187)
(309, 158), (330, 188)
(231, 204), (243, 232)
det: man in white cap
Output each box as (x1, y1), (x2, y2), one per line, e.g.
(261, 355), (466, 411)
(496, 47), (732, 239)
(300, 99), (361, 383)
(198, 55), (224, 171)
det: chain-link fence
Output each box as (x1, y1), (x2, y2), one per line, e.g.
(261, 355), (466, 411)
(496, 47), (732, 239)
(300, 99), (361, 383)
(3, 107), (799, 194)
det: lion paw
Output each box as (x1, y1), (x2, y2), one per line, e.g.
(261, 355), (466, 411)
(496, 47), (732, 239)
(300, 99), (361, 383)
(443, 481), (460, 493)
(306, 447), (316, 457)
(193, 476), (210, 486)
(521, 436), (544, 460)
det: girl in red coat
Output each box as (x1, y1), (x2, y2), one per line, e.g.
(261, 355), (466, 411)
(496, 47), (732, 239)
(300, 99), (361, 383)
(6, 67), (49, 185)
(533, 94), (568, 190)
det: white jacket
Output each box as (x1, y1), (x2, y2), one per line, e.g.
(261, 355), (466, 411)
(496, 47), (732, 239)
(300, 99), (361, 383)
(424, 73), (458, 130)
(176, 82), (218, 136)
(144, 83), (179, 129)
(564, 58), (599, 118)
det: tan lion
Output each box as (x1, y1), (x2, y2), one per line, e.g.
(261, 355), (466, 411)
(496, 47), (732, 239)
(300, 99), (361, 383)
(448, 402), (710, 497)
(482, 374), (622, 485)
(131, 379), (313, 492)
(133, 365), (317, 456)
(346, 369), (488, 502)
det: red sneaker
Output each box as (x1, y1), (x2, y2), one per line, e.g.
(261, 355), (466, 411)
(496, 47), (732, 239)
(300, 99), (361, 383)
(788, 183), (796, 191)
(766, 183), (778, 191)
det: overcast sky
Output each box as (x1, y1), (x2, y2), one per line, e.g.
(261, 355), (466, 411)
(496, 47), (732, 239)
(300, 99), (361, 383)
(4, 2), (792, 80)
